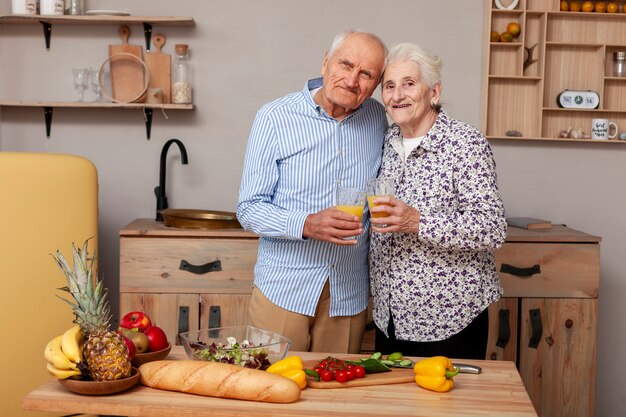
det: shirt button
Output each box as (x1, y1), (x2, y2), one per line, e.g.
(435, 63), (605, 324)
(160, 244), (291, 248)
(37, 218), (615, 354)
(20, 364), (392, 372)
(330, 264), (335, 269)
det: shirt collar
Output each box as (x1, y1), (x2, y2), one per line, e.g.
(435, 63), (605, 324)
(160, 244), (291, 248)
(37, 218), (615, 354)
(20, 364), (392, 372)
(304, 77), (324, 112)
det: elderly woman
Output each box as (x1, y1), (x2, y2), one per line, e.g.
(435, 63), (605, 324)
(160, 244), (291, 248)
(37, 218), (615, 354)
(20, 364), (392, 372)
(368, 43), (507, 359)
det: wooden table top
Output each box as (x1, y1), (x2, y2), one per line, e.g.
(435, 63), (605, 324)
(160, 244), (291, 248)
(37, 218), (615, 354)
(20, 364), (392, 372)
(23, 347), (537, 417)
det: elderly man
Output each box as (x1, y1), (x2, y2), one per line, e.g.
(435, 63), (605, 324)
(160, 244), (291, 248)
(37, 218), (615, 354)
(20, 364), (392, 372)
(237, 30), (388, 353)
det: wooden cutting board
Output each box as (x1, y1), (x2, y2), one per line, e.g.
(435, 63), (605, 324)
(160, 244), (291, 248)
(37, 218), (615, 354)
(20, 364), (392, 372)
(108, 25), (145, 103)
(145, 33), (171, 103)
(303, 359), (415, 389)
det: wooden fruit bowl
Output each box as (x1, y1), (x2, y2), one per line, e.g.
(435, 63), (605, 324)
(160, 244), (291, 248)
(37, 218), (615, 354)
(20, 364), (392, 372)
(131, 343), (172, 367)
(58, 367), (140, 395)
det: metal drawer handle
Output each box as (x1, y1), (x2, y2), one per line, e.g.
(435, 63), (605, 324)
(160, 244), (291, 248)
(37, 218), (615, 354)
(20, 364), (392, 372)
(528, 308), (543, 349)
(208, 305), (221, 337)
(496, 308), (510, 349)
(177, 305), (189, 345)
(179, 259), (222, 275)
(500, 263), (541, 277)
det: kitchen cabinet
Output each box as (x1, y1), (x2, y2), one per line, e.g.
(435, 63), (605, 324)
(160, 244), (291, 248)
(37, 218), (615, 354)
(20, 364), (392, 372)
(481, 0), (626, 143)
(486, 225), (600, 417)
(0, 14), (195, 138)
(119, 219), (258, 344)
(119, 219), (378, 353)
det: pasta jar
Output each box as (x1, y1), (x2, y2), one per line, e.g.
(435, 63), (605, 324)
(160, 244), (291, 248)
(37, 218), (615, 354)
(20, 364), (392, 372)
(172, 44), (193, 104)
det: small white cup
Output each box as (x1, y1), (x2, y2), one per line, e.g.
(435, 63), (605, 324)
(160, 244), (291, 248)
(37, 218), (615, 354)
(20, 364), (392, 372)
(591, 119), (618, 140)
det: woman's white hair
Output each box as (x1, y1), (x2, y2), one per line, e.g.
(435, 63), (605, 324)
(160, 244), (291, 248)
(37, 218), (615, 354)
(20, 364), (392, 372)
(386, 42), (443, 88)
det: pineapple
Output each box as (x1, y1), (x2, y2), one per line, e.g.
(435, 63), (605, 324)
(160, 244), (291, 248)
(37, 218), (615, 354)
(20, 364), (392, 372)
(52, 239), (131, 381)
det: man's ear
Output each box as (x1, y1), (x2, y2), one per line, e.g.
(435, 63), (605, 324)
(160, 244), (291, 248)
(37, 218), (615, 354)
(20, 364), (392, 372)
(320, 51), (329, 75)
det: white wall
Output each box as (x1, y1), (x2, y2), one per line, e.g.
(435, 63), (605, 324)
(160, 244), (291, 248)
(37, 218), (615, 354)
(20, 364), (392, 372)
(1, 1), (623, 415)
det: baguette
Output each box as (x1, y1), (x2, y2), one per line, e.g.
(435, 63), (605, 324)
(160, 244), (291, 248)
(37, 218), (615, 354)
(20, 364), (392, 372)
(139, 360), (301, 403)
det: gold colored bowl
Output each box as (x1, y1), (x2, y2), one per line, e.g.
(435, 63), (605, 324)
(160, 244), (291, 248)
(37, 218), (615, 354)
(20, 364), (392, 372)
(160, 209), (242, 229)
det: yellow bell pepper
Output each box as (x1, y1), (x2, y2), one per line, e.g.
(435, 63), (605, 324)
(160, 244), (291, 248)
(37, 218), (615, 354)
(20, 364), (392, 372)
(266, 356), (307, 389)
(413, 356), (460, 393)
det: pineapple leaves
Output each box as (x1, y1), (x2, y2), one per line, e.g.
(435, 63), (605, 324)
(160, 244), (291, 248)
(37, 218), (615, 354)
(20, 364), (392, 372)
(51, 238), (113, 332)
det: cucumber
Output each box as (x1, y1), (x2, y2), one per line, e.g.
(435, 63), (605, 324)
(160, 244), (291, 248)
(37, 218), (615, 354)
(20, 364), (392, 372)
(381, 359), (395, 366)
(387, 352), (403, 361)
(346, 354), (391, 374)
(398, 359), (414, 367)
(358, 358), (391, 374)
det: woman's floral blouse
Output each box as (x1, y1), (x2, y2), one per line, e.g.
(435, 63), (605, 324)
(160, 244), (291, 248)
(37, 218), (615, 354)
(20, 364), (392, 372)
(370, 109), (507, 342)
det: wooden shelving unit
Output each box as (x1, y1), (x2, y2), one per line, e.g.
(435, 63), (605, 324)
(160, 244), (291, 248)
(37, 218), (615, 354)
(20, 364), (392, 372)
(0, 14), (196, 138)
(481, 0), (626, 144)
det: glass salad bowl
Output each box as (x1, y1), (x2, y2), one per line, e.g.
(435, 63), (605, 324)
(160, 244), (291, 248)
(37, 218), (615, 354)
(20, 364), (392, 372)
(179, 325), (291, 370)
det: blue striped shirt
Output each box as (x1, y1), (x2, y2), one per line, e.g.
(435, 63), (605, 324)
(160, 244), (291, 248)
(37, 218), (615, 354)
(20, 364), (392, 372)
(237, 77), (388, 317)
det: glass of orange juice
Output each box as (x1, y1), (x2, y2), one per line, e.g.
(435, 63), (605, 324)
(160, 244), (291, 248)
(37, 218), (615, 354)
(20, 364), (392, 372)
(335, 187), (366, 221)
(366, 178), (395, 218)
(336, 187), (366, 240)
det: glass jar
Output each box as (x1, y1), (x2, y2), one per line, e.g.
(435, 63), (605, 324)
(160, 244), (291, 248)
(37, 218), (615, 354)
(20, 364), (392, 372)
(614, 51), (626, 77)
(172, 44), (193, 104)
(64, 0), (84, 15)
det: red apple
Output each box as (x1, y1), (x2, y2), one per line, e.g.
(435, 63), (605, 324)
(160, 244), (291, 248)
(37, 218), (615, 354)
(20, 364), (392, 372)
(144, 325), (169, 352)
(120, 335), (136, 359)
(120, 311), (152, 332)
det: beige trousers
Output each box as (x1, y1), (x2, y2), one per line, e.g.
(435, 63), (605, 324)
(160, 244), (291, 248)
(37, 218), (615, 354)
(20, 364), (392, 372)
(248, 281), (367, 354)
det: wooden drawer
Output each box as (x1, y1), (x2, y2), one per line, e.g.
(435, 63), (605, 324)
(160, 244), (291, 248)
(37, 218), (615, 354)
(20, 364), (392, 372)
(120, 237), (257, 294)
(495, 242), (599, 299)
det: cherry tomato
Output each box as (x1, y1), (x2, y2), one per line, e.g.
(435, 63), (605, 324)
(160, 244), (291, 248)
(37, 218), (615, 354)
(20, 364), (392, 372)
(320, 370), (334, 382)
(345, 369), (355, 381)
(335, 371), (348, 383)
(314, 365), (324, 374)
(354, 365), (365, 378)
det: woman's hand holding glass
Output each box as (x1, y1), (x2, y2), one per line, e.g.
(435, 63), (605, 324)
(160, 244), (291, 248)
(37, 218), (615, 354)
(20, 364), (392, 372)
(366, 179), (420, 234)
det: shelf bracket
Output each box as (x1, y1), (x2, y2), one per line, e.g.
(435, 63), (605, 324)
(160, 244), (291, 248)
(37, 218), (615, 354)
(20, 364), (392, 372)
(144, 107), (153, 140)
(143, 22), (153, 51)
(43, 106), (53, 138)
(40, 21), (52, 51)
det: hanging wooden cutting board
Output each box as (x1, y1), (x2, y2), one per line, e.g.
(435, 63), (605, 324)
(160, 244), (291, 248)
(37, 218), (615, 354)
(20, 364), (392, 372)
(108, 25), (145, 103)
(144, 33), (171, 103)
(303, 359), (415, 389)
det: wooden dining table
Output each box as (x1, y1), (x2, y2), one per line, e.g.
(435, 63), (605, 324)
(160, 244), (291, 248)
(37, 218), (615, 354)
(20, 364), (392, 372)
(23, 346), (537, 417)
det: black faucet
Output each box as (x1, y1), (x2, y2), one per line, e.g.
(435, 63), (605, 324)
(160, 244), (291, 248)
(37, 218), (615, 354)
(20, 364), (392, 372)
(155, 138), (188, 221)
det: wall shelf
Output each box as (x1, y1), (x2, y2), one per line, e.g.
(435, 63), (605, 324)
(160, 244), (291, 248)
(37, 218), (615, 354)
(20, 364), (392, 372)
(0, 101), (194, 139)
(0, 15), (196, 138)
(481, 0), (626, 144)
(0, 14), (195, 50)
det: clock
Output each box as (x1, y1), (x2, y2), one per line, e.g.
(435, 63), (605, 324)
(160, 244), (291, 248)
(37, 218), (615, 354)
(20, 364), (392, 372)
(557, 90), (600, 109)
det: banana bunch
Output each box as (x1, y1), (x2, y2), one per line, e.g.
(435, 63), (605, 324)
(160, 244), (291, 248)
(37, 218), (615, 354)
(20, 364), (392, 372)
(44, 325), (84, 379)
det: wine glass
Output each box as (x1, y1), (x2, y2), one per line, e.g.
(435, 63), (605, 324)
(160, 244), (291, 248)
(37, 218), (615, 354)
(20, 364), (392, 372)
(88, 68), (102, 102)
(72, 68), (88, 102)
